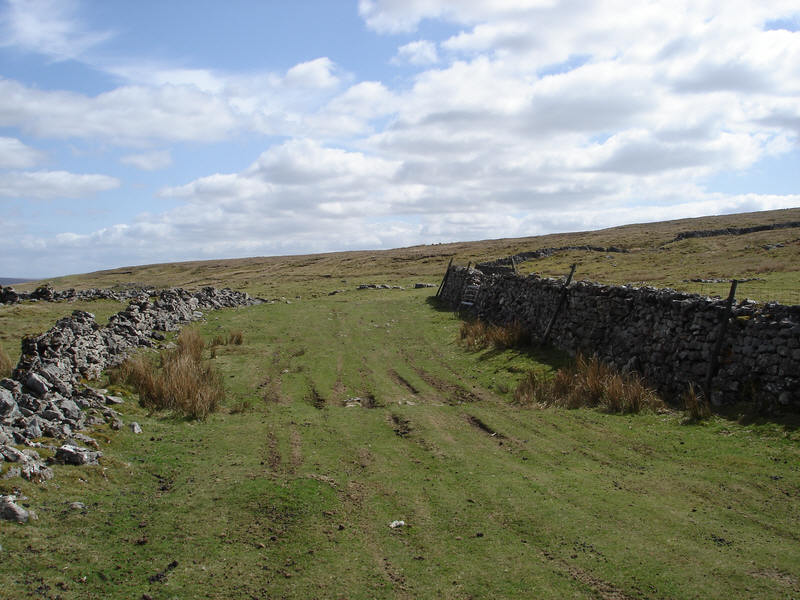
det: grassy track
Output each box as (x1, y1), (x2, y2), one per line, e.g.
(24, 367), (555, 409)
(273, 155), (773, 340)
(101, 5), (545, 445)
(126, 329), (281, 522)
(2, 288), (799, 599)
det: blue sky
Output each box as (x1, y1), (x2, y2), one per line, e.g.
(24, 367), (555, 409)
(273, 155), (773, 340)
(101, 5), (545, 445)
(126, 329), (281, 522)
(0, 0), (798, 278)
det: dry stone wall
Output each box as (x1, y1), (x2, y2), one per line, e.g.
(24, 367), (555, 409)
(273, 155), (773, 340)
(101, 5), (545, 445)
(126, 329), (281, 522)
(0, 284), (155, 305)
(0, 286), (259, 485)
(440, 266), (799, 409)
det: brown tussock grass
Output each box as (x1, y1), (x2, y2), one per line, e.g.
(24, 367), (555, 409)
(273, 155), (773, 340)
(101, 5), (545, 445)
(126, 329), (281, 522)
(112, 329), (224, 419)
(0, 345), (13, 378)
(177, 327), (204, 362)
(513, 353), (664, 414)
(210, 329), (244, 351)
(682, 383), (711, 423)
(460, 319), (529, 351)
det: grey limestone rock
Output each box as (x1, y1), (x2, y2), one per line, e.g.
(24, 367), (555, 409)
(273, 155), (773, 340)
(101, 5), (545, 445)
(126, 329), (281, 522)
(0, 378), (22, 395)
(58, 398), (82, 422)
(56, 444), (102, 466)
(25, 373), (50, 398)
(0, 495), (30, 522)
(0, 389), (19, 423)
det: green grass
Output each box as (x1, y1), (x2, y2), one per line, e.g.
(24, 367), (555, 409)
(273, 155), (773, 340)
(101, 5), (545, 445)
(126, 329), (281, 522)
(2, 288), (799, 599)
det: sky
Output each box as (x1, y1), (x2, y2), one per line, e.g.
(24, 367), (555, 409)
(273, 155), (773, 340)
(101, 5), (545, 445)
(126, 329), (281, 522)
(0, 0), (798, 279)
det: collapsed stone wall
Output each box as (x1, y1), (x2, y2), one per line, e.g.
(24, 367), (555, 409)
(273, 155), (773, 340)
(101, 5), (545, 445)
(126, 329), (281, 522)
(440, 266), (799, 409)
(0, 286), (259, 483)
(0, 284), (154, 305)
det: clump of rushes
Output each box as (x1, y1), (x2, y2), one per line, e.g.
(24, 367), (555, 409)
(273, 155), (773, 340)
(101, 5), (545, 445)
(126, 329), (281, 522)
(176, 327), (204, 362)
(513, 353), (664, 414)
(681, 383), (711, 423)
(210, 329), (244, 349)
(0, 345), (13, 378)
(112, 328), (224, 419)
(460, 319), (529, 351)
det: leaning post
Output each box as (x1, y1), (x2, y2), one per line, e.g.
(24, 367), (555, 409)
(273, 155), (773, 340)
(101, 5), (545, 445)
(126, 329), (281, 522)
(703, 279), (738, 402)
(541, 264), (577, 346)
(435, 257), (455, 298)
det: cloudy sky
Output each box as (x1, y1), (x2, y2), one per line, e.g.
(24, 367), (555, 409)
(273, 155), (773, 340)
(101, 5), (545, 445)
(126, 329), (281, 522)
(1, 0), (798, 278)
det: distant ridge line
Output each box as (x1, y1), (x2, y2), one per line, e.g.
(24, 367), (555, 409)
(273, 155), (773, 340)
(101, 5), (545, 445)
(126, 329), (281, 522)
(0, 277), (36, 285)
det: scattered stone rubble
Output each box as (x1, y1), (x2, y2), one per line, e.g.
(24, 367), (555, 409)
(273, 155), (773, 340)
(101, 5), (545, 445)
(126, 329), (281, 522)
(357, 283), (405, 290)
(686, 277), (763, 284)
(440, 266), (800, 410)
(0, 286), (259, 493)
(333, 283), (433, 295)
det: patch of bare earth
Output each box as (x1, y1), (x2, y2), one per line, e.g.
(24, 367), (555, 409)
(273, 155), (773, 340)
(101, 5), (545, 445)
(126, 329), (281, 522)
(388, 368), (420, 395)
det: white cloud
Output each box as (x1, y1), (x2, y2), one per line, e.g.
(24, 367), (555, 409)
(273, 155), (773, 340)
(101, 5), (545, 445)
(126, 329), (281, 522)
(120, 150), (172, 171)
(324, 81), (397, 122)
(393, 40), (439, 65)
(358, 0), (553, 33)
(0, 170), (119, 199)
(108, 64), (228, 94)
(0, 137), (44, 168)
(0, 0), (112, 60)
(0, 78), (239, 143)
(245, 139), (398, 185)
(0, 53), (351, 144)
(284, 57), (340, 89)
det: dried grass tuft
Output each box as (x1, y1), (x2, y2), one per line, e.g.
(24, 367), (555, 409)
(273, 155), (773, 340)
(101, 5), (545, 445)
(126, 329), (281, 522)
(460, 319), (529, 351)
(176, 328), (204, 362)
(682, 383), (711, 423)
(0, 346), (14, 378)
(513, 353), (663, 414)
(210, 329), (244, 351)
(112, 329), (223, 419)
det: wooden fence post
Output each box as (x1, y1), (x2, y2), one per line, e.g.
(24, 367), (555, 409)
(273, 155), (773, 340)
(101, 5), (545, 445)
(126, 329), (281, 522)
(704, 279), (738, 401)
(541, 264), (577, 346)
(510, 255), (518, 274)
(435, 257), (454, 298)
